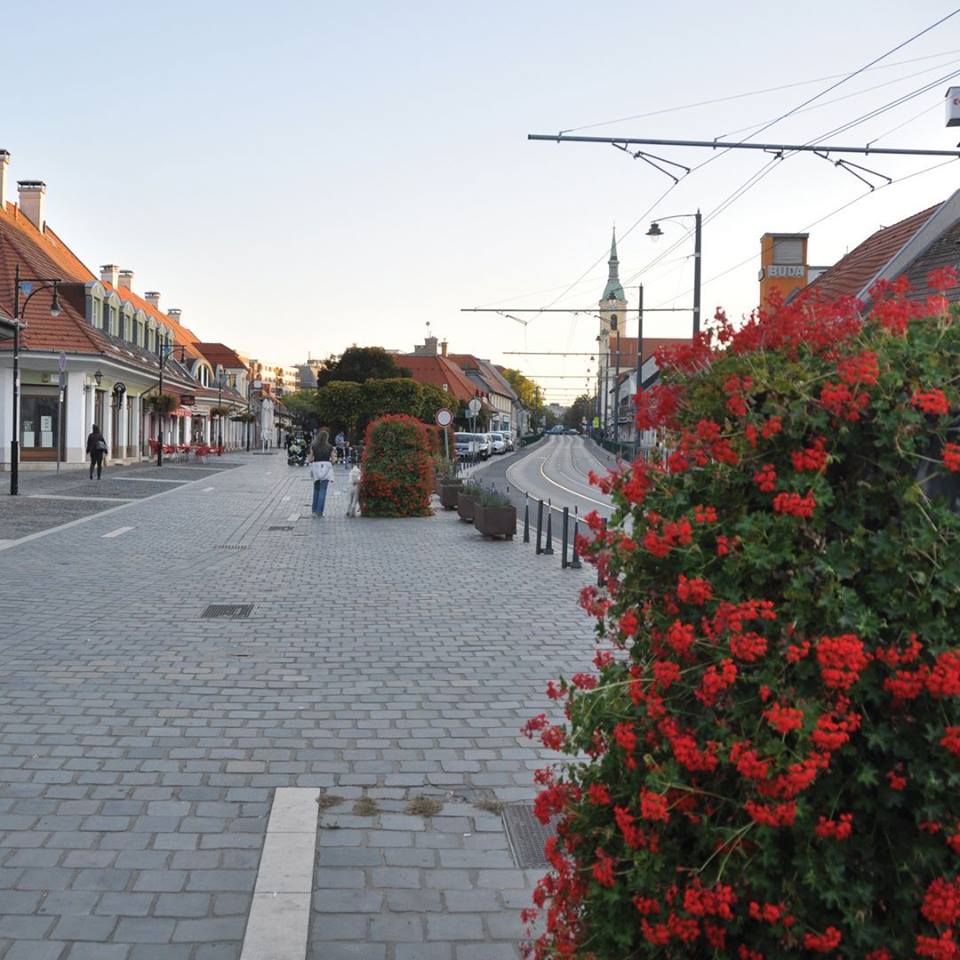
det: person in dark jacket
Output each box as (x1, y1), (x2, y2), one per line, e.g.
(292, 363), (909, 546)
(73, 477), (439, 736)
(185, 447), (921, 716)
(86, 425), (107, 479)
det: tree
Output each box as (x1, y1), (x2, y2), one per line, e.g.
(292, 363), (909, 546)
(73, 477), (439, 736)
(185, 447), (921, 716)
(317, 347), (409, 387)
(525, 273), (960, 959)
(314, 381), (364, 437)
(563, 393), (594, 430)
(282, 391), (319, 431)
(502, 367), (546, 430)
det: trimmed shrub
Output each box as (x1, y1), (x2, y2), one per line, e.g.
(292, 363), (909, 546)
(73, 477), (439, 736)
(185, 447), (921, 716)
(524, 272), (960, 959)
(359, 415), (434, 518)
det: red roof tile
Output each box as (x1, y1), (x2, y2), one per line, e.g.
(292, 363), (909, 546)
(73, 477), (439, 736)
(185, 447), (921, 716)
(808, 204), (941, 301)
(400, 355), (481, 402)
(192, 342), (249, 370)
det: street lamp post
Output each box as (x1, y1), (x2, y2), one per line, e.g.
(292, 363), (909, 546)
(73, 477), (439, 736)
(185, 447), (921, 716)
(216, 370), (224, 451)
(155, 340), (187, 467)
(646, 210), (702, 336)
(10, 265), (61, 496)
(245, 380), (252, 452)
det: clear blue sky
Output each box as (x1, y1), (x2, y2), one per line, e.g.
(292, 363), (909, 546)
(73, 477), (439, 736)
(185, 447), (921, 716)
(7, 1), (960, 400)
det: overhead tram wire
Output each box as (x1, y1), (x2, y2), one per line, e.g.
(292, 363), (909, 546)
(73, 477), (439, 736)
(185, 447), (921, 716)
(486, 13), (960, 329)
(621, 62), (960, 290)
(557, 48), (960, 135)
(650, 154), (960, 309)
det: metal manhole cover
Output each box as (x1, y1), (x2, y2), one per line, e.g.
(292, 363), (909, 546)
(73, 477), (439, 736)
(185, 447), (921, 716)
(201, 604), (254, 619)
(214, 545), (248, 550)
(267, 525), (294, 531)
(502, 803), (556, 868)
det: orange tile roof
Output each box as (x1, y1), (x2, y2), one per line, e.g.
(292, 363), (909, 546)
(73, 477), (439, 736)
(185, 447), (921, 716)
(192, 342), (249, 370)
(807, 204), (941, 301)
(400, 354), (481, 402)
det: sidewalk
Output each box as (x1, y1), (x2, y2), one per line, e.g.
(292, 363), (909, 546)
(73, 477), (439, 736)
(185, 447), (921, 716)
(0, 455), (593, 960)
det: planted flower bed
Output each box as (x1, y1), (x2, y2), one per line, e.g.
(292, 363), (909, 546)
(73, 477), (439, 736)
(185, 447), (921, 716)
(523, 273), (960, 960)
(473, 489), (516, 539)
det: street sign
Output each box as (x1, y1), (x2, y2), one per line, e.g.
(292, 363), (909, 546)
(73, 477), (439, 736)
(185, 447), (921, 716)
(57, 352), (67, 372)
(467, 398), (481, 416)
(435, 408), (453, 427)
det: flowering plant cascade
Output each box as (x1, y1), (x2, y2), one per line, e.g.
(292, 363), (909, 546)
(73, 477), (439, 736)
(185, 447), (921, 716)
(524, 271), (960, 959)
(359, 414), (434, 517)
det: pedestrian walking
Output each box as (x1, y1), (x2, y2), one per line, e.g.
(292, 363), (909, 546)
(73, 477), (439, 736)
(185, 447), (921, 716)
(86, 424), (107, 480)
(309, 429), (334, 517)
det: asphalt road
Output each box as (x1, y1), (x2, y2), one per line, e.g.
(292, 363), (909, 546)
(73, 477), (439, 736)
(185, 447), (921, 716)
(473, 434), (615, 521)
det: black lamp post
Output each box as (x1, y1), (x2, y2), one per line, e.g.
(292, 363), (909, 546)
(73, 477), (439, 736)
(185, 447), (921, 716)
(647, 210), (702, 336)
(216, 369), (224, 451)
(155, 340), (187, 467)
(10, 264), (61, 496)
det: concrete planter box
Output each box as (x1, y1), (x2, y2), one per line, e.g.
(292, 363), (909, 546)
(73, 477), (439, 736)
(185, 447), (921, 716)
(439, 480), (463, 510)
(456, 492), (477, 522)
(473, 503), (516, 540)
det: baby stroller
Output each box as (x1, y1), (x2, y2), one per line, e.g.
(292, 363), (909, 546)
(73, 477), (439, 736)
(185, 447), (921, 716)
(287, 439), (307, 466)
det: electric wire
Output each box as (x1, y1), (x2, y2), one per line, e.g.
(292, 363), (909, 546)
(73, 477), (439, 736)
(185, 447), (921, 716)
(557, 48), (960, 134)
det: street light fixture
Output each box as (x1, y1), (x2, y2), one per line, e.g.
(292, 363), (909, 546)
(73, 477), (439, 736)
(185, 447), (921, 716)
(10, 264), (62, 496)
(216, 367), (224, 452)
(94, 368), (103, 387)
(646, 210), (702, 336)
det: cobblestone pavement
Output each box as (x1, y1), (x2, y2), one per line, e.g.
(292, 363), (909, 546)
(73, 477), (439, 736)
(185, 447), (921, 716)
(0, 457), (245, 542)
(0, 455), (594, 959)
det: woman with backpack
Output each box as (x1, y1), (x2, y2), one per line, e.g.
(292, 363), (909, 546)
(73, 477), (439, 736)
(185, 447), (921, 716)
(86, 424), (108, 480)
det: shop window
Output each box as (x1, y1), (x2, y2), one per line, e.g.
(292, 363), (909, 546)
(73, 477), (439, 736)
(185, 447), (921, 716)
(20, 395), (59, 451)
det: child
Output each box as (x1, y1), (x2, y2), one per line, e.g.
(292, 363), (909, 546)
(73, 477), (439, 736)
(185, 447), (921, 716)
(346, 465), (361, 517)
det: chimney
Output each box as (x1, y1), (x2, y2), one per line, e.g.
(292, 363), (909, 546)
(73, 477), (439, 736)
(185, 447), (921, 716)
(440, 339), (448, 357)
(144, 291), (161, 310)
(167, 308), (182, 326)
(424, 335), (438, 356)
(0, 151), (9, 211)
(118, 269), (134, 291)
(100, 264), (120, 288)
(17, 180), (46, 231)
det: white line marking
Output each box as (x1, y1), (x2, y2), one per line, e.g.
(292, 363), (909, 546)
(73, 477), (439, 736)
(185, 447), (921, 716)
(27, 494), (135, 503)
(537, 458), (611, 509)
(287, 513), (298, 522)
(240, 788), (319, 960)
(203, 487), (214, 492)
(101, 526), (134, 539)
(281, 496), (291, 502)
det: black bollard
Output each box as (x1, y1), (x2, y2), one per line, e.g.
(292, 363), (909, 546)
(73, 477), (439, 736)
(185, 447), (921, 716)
(523, 494), (530, 543)
(536, 499), (544, 554)
(597, 518), (606, 586)
(561, 506), (569, 569)
(544, 500), (554, 555)
(571, 505), (582, 569)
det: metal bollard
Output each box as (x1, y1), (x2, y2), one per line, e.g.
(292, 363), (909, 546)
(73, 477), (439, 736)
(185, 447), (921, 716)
(561, 506), (569, 569)
(544, 499), (554, 555)
(571, 505), (582, 569)
(536, 499), (544, 554)
(523, 494), (530, 543)
(597, 518), (606, 586)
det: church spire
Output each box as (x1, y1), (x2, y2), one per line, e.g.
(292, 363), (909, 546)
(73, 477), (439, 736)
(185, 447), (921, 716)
(602, 226), (625, 302)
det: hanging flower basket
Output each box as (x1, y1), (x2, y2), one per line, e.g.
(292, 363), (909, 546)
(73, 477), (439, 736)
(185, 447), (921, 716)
(147, 394), (179, 415)
(209, 404), (232, 417)
(230, 412), (257, 423)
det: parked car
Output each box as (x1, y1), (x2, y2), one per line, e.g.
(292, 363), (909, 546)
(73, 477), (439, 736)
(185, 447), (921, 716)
(454, 432), (480, 460)
(489, 433), (507, 455)
(546, 425), (564, 435)
(477, 434), (492, 458)
(502, 433), (515, 451)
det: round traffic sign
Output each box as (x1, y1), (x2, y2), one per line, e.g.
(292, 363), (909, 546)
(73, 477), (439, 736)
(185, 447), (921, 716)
(435, 408), (453, 427)
(467, 398), (482, 416)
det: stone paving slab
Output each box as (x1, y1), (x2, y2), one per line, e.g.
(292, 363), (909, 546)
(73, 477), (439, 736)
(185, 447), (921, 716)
(0, 455), (590, 958)
(0, 458), (244, 540)
(308, 797), (543, 960)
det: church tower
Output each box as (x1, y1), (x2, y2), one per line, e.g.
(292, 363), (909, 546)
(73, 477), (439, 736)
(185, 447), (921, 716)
(598, 228), (628, 373)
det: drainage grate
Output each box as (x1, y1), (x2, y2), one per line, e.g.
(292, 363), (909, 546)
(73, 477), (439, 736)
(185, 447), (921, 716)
(201, 604), (254, 619)
(267, 525), (294, 531)
(214, 545), (248, 550)
(502, 803), (556, 868)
